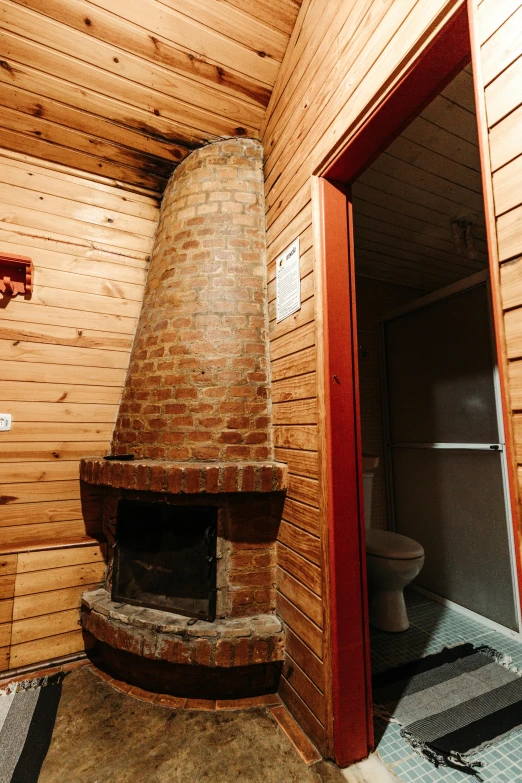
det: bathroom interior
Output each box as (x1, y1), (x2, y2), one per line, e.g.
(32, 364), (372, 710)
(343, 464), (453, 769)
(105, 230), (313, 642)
(351, 62), (522, 780)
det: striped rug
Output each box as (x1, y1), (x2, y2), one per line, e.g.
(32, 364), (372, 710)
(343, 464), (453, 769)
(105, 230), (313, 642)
(373, 644), (522, 778)
(0, 672), (65, 783)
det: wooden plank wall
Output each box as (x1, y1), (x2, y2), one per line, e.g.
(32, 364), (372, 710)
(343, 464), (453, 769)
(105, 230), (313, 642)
(0, 148), (158, 672)
(0, 0), (302, 188)
(262, 0), (466, 755)
(472, 0), (522, 571)
(0, 542), (106, 671)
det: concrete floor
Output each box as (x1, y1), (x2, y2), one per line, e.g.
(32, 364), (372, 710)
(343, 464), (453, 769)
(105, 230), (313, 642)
(39, 668), (346, 783)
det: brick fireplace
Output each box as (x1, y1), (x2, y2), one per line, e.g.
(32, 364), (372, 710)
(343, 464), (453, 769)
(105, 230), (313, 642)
(80, 139), (288, 700)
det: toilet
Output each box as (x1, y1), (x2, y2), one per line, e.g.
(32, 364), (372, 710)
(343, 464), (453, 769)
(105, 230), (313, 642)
(362, 456), (425, 632)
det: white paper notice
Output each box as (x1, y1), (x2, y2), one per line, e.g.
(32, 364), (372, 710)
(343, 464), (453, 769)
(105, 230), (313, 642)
(276, 238), (301, 322)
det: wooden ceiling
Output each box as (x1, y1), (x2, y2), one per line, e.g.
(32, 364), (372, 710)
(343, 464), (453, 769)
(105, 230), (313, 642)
(0, 0), (301, 192)
(352, 66), (489, 292)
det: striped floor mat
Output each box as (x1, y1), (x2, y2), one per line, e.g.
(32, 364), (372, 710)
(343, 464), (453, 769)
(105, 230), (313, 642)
(373, 643), (522, 779)
(0, 672), (65, 783)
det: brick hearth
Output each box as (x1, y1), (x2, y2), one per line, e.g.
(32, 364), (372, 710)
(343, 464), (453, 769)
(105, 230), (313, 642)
(83, 588), (284, 668)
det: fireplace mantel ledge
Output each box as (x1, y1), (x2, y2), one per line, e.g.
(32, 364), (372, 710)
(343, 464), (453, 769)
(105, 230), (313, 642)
(80, 458), (288, 494)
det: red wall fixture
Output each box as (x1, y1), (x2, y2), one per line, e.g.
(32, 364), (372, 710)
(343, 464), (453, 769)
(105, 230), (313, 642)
(0, 253), (33, 297)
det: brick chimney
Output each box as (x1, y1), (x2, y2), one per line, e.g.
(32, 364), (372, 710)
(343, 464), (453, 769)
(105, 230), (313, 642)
(112, 139), (272, 463)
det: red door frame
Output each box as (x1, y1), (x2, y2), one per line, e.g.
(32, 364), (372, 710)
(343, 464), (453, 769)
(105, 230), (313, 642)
(317, 4), (481, 767)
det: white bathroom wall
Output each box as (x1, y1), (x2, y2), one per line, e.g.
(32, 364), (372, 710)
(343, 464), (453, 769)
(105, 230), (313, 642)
(355, 276), (424, 530)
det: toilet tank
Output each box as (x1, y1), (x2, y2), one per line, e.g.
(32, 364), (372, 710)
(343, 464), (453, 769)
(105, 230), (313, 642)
(362, 455), (379, 529)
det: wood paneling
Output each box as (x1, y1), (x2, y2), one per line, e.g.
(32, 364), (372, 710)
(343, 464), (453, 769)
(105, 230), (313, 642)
(0, 149), (156, 672)
(13, 583), (96, 621)
(263, 0), (471, 757)
(274, 448), (318, 478)
(0, 150), (155, 543)
(277, 543), (322, 596)
(9, 629), (94, 668)
(0, 541), (103, 670)
(470, 0), (522, 614)
(278, 522), (320, 566)
(282, 653), (326, 724)
(280, 498), (320, 536)
(0, 556), (17, 669)
(276, 593), (322, 658)
(0, 0), (302, 190)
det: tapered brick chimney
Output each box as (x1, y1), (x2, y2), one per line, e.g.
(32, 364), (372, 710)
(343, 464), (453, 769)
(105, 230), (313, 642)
(112, 138), (272, 463)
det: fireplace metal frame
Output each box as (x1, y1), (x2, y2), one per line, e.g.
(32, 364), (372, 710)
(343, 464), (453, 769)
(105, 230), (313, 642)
(111, 499), (218, 622)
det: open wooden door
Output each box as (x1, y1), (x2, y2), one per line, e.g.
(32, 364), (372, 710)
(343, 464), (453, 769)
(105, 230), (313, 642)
(314, 177), (373, 765)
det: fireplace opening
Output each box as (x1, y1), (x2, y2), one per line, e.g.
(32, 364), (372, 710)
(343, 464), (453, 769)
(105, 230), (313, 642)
(112, 500), (217, 621)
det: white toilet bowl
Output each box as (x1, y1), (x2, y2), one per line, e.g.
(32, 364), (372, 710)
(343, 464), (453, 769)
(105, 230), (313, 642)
(362, 455), (425, 632)
(365, 530), (424, 632)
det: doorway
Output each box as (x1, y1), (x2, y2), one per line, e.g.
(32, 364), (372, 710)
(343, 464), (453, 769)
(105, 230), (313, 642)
(314, 2), (522, 768)
(350, 52), (519, 630)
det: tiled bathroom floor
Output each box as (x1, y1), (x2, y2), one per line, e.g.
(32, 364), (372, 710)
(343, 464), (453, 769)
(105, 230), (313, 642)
(371, 590), (522, 783)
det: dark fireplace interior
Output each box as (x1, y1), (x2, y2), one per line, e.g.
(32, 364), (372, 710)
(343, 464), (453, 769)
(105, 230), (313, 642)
(112, 500), (218, 621)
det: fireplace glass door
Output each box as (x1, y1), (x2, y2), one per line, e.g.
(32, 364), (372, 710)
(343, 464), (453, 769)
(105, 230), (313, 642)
(112, 500), (218, 621)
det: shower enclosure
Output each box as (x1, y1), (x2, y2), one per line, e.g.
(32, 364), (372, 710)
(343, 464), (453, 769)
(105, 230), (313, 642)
(381, 273), (519, 631)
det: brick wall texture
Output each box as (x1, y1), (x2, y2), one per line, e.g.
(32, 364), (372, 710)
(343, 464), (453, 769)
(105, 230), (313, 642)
(112, 139), (271, 462)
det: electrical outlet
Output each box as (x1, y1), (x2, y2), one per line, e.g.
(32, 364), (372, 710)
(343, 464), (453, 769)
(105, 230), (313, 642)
(0, 414), (12, 431)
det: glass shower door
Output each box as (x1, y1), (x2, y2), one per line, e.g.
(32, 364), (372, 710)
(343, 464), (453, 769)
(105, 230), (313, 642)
(382, 281), (518, 630)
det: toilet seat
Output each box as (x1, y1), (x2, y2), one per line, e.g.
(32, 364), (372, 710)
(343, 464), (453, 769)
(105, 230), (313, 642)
(366, 529), (424, 560)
